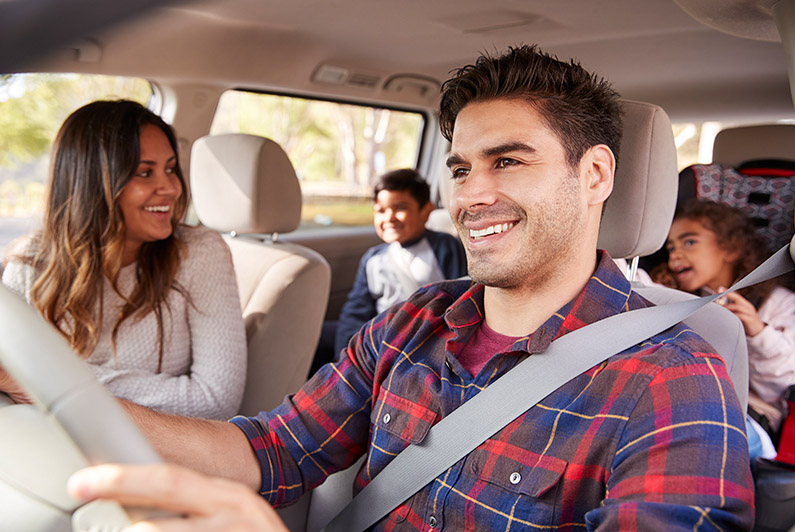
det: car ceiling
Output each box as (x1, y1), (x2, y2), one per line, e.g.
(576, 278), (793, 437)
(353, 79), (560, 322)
(9, 0), (795, 124)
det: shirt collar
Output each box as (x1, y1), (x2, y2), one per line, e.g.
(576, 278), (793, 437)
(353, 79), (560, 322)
(444, 251), (632, 355)
(398, 230), (429, 249)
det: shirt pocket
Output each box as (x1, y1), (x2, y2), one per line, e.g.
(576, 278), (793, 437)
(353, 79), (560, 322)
(367, 386), (437, 474)
(464, 444), (568, 524)
(370, 387), (438, 448)
(366, 388), (439, 526)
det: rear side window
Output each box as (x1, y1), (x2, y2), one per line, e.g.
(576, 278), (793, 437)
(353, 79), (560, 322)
(210, 90), (426, 230)
(0, 73), (153, 255)
(673, 122), (737, 170)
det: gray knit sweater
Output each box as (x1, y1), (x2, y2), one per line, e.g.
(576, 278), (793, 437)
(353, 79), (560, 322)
(2, 225), (247, 420)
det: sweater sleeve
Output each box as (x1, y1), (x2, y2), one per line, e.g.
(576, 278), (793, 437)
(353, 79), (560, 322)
(747, 285), (795, 403)
(1, 235), (36, 301)
(88, 227), (248, 420)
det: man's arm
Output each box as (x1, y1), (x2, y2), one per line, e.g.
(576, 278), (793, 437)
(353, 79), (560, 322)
(121, 401), (261, 490)
(119, 279), (387, 506)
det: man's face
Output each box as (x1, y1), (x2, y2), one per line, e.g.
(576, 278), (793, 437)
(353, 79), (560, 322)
(373, 189), (431, 244)
(446, 99), (588, 291)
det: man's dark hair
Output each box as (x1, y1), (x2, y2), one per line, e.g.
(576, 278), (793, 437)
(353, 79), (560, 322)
(373, 168), (431, 206)
(439, 44), (623, 168)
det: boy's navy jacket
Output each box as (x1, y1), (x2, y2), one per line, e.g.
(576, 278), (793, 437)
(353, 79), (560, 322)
(334, 229), (467, 355)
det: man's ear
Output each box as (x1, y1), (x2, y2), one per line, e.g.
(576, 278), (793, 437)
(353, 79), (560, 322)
(581, 144), (615, 206)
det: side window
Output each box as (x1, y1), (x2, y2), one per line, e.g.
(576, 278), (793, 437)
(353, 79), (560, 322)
(0, 73), (153, 255)
(674, 120), (795, 169)
(673, 122), (737, 170)
(210, 90), (426, 230)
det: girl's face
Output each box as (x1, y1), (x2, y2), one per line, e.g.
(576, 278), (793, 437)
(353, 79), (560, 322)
(666, 217), (737, 293)
(118, 124), (182, 265)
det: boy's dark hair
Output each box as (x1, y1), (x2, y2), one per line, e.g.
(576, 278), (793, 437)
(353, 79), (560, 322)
(373, 168), (431, 206)
(439, 44), (623, 169)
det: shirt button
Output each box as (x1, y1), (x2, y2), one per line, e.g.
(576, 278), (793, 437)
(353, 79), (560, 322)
(510, 472), (522, 484)
(428, 515), (438, 528)
(444, 359), (452, 370)
(382, 413), (391, 424)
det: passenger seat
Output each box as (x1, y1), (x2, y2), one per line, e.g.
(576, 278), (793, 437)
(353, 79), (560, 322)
(191, 133), (331, 416)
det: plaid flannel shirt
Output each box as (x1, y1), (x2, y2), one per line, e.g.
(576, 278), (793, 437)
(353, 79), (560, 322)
(232, 251), (753, 531)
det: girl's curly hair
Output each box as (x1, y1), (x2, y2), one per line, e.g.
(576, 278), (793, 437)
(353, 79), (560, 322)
(674, 199), (779, 307)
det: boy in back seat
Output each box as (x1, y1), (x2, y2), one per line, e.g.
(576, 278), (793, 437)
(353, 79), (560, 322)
(332, 169), (467, 356)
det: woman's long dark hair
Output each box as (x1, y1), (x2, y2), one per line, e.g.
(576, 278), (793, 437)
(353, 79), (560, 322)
(27, 100), (189, 369)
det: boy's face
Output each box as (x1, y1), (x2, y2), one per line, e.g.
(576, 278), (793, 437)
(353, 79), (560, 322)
(373, 189), (432, 244)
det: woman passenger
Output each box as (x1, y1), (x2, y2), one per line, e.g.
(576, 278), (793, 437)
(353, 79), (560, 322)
(1, 100), (246, 420)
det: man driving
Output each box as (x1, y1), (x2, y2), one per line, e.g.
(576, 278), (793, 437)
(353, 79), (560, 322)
(66, 45), (754, 531)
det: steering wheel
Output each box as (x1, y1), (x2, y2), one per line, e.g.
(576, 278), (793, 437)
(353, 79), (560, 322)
(0, 283), (163, 531)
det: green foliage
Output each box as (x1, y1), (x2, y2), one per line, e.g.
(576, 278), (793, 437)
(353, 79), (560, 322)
(0, 73), (151, 222)
(0, 73), (151, 171)
(211, 90), (424, 197)
(209, 90), (425, 229)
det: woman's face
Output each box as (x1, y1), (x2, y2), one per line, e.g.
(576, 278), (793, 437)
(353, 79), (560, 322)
(666, 217), (736, 293)
(118, 124), (182, 264)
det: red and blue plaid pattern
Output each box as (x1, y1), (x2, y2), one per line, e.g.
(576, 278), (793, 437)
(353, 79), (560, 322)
(232, 252), (753, 530)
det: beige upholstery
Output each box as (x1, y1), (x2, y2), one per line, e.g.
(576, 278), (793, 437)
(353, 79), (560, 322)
(191, 133), (331, 416)
(425, 205), (456, 236)
(598, 100), (747, 411)
(191, 134), (302, 234)
(597, 100), (679, 259)
(425, 150), (457, 235)
(712, 124), (795, 167)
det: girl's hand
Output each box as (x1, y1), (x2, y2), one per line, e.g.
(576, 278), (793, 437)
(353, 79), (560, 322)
(0, 365), (31, 404)
(717, 288), (766, 337)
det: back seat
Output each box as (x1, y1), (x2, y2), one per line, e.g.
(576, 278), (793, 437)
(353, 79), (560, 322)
(678, 124), (795, 254)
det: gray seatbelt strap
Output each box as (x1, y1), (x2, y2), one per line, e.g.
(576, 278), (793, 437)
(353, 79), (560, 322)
(321, 242), (794, 532)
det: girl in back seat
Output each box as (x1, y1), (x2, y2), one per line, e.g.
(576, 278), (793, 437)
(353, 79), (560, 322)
(662, 199), (795, 453)
(0, 100), (246, 420)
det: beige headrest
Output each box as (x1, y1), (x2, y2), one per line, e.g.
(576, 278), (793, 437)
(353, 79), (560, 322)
(597, 100), (678, 259)
(712, 124), (795, 167)
(190, 134), (302, 234)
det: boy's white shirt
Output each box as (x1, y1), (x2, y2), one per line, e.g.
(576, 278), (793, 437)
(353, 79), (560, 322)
(367, 237), (445, 314)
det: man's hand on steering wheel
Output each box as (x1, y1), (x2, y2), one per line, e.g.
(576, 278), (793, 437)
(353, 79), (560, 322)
(68, 463), (290, 531)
